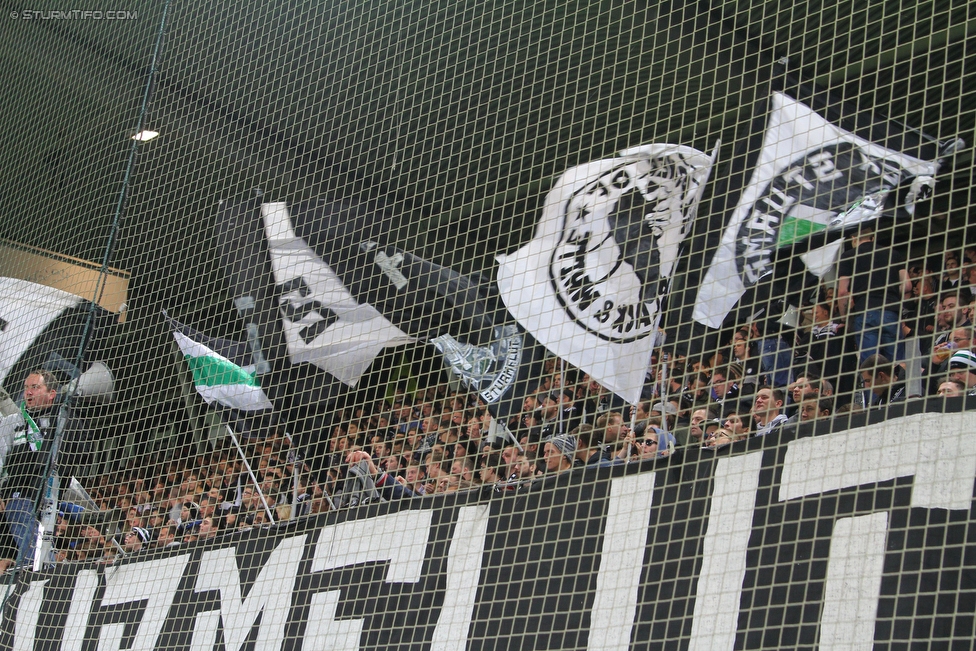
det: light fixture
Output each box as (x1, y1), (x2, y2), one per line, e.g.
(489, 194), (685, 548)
(131, 130), (160, 142)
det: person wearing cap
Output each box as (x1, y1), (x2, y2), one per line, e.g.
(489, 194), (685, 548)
(543, 433), (577, 474)
(947, 349), (976, 394)
(649, 400), (677, 432)
(123, 527), (151, 553)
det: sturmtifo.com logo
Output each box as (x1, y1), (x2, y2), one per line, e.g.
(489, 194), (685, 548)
(10, 9), (138, 20)
(550, 151), (707, 343)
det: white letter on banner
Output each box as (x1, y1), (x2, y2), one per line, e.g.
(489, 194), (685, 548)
(587, 472), (656, 651)
(819, 513), (890, 651)
(430, 505), (490, 651)
(306, 510), (433, 651)
(780, 412), (976, 648)
(62, 569), (99, 651)
(99, 554), (190, 651)
(191, 535), (306, 651)
(688, 451), (765, 651)
(13, 580), (46, 651)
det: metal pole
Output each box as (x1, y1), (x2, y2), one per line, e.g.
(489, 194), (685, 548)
(224, 425), (276, 525)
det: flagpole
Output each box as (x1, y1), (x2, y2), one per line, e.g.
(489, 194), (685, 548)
(224, 425), (276, 525)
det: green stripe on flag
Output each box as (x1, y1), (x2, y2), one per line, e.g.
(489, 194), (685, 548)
(185, 355), (261, 388)
(777, 217), (827, 248)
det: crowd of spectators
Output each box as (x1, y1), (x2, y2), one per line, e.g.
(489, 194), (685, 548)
(44, 230), (976, 565)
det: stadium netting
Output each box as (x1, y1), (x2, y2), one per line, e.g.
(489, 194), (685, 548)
(0, 1), (974, 649)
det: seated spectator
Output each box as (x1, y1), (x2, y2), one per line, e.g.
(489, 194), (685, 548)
(435, 475), (461, 494)
(337, 450), (414, 506)
(539, 389), (581, 439)
(708, 366), (739, 412)
(197, 516), (218, 541)
(688, 408), (709, 446)
(595, 411), (631, 461)
(942, 253), (964, 292)
(859, 355), (906, 406)
(931, 293), (967, 351)
(752, 388), (788, 436)
(642, 425), (675, 458)
(788, 368), (833, 403)
(730, 331), (761, 395)
(479, 453), (508, 491)
(572, 424), (598, 467)
(702, 428), (736, 449)
(937, 379), (966, 398)
(796, 391), (832, 423)
(723, 410), (751, 438)
(155, 524), (179, 548)
(701, 418), (721, 440)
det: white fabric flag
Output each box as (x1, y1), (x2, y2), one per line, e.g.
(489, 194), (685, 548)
(693, 92), (939, 329)
(262, 202), (415, 387)
(496, 144), (715, 404)
(0, 277), (83, 387)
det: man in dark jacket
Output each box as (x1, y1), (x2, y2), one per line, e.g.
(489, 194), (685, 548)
(836, 224), (912, 363)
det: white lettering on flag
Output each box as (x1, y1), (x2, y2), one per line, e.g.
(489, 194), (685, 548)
(693, 92), (938, 329)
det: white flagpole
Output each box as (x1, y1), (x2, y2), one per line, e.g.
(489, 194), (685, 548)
(224, 425), (276, 524)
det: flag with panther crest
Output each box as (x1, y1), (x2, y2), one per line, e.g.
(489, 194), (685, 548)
(496, 144), (716, 404)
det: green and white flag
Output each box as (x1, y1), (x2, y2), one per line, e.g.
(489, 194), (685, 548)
(693, 92), (940, 329)
(171, 327), (273, 412)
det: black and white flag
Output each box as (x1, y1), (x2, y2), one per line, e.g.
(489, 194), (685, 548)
(496, 144), (715, 404)
(262, 202), (416, 387)
(693, 92), (940, 329)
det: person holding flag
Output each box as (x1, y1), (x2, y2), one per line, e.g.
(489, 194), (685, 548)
(0, 370), (64, 572)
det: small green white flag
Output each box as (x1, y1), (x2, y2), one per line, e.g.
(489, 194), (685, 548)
(172, 331), (273, 411)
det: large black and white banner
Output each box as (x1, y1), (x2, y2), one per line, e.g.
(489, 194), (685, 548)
(693, 92), (939, 329)
(9, 403), (973, 649)
(496, 145), (715, 404)
(0, 278), (84, 389)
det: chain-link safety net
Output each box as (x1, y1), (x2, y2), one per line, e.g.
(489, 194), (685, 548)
(0, 1), (974, 649)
